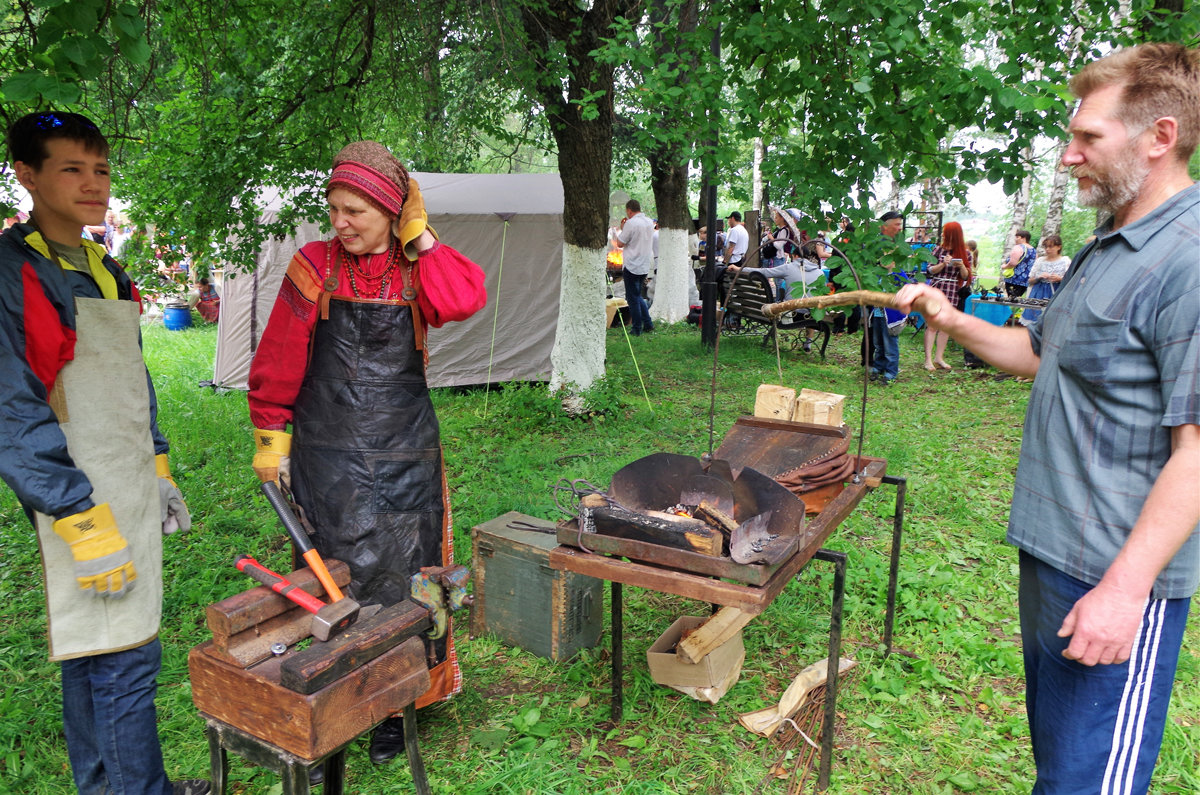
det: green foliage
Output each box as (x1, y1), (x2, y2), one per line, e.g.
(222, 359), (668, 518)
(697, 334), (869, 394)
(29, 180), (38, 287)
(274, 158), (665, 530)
(0, 1), (151, 112)
(829, 223), (932, 294)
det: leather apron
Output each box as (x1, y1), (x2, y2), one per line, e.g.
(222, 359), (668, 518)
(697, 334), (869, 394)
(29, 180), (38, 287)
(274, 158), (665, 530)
(34, 298), (162, 661)
(290, 290), (459, 705)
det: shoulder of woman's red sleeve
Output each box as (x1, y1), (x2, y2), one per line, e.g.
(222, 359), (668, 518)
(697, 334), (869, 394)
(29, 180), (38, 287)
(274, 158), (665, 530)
(283, 241), (331, 304)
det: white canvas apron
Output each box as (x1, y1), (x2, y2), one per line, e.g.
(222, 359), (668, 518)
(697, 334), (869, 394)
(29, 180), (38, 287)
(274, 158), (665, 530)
(34, 298), (162, 661)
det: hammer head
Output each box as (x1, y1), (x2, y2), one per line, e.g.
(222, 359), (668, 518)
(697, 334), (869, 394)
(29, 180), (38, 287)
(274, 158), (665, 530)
(311, 597), (361, 641)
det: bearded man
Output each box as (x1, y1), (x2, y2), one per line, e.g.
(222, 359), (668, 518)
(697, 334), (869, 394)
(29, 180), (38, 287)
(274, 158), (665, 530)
(896, 44), (1199, 794)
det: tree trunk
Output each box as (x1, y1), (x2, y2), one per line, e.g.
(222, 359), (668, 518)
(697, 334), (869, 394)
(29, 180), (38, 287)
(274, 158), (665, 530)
(519, 1), (638, 392)
(1041, 139), (1071, 240)
(648, 150), (692, 323)
(752, 138), (765, 214)
(884, 173), (901, 214)
(1007, 145), (1034, 247)
(643, 0), (699, 325)
(413, 5), (448, 171)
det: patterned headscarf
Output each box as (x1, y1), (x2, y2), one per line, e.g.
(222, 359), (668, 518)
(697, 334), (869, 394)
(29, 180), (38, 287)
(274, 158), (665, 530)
(327, 141), (410, 218)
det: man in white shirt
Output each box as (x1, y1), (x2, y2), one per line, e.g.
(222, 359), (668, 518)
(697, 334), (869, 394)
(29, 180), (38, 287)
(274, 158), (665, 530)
(722, 211), (749, 265)
(615, 199), (656, 335)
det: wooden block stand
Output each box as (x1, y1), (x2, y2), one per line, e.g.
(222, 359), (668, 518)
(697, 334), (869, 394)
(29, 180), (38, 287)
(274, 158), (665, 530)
(189, 561), (433, 794)
(201, 703), (425, 795)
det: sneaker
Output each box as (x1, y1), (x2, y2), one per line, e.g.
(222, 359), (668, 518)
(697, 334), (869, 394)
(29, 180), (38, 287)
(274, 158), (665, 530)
(172, 781), (211, 795)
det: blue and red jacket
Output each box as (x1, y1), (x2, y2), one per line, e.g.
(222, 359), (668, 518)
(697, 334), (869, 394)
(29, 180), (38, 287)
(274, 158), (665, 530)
(0, 223), (167, 520)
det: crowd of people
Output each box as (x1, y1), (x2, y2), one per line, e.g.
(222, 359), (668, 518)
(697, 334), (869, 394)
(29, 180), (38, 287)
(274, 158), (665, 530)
(612, 191), (1083, 387)
(0, 42), (1196, 795)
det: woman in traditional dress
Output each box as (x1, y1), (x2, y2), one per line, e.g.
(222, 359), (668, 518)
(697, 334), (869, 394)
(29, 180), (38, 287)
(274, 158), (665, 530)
(247, 141), (486, 766)
(192, 276), (220, 322)
(1019, 234), (1070, 327)
(923, 221), (972, 371)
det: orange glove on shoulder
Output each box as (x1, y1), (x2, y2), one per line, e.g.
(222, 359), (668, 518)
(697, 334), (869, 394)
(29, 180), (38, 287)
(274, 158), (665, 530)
(395, 178), (439, 261)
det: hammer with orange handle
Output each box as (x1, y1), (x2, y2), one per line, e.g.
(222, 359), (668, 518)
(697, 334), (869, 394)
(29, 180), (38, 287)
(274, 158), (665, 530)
(234, 555), (361, 641)
(260, 481), (345, 602)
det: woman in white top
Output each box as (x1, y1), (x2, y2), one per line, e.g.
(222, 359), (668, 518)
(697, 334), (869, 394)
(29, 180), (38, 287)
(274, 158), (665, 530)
(1020, 234), (1071, 327)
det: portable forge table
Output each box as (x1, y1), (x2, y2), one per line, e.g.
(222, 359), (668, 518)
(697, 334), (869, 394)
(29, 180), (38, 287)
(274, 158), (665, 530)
(550, 423), (906, 791)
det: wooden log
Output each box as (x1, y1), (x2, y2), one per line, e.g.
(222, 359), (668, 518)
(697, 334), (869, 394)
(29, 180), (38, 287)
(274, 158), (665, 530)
(203, 608), (316, 669)
(207, 560), (352, 641)
(793, 389), (845, 427)
(279, 601), (432, 695)
(692, 502), (738, 538)
(753, 385), (796, 421)
(677, 606), (756, 665)
(761, 290), (941, 320)
(581, 496), (723, 557)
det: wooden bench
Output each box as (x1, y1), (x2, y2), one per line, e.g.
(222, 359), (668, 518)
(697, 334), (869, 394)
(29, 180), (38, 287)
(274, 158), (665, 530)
(721, 270), (831, 357)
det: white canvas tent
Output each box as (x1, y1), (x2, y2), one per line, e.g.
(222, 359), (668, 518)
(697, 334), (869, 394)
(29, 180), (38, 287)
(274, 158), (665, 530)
(212, 172), (564, 389)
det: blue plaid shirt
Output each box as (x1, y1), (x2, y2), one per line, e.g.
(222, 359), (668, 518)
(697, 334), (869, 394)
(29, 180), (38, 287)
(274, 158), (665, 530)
(1007, 183), (1200, 599)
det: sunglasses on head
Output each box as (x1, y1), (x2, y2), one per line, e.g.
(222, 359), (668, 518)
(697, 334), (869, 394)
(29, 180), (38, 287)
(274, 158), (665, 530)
(30, 112), (99, 131)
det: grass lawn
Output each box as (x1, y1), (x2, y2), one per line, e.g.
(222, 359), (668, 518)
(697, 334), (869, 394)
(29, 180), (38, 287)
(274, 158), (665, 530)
(0, 315), (1196, 794)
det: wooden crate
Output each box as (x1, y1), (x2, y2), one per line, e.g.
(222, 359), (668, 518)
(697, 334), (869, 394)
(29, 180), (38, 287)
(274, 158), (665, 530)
(189, 636), (429, 760)
(470, 511), (603, 661)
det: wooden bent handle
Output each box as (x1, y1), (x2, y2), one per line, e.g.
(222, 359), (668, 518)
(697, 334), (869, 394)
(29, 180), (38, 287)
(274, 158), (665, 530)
(761, 289), (942, 320)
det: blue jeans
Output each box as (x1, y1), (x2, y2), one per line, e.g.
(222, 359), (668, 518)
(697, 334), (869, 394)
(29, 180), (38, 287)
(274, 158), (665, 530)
(61, 638), (173, 795)
(622, 269), (653, 333)
(1018, 551), (1190, 795)
(868, 313), (899, 380)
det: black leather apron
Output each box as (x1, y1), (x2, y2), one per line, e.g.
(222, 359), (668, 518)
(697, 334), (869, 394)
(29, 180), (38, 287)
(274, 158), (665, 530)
(290, 294), (445, 629)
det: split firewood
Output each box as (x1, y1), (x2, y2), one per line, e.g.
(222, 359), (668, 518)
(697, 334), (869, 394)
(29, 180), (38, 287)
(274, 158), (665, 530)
(677, 606), (755, 665)
(692, 501), (739, 538)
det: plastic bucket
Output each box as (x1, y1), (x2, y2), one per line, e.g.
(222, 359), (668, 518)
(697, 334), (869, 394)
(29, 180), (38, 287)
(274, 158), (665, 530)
(163, 303), (192, 331)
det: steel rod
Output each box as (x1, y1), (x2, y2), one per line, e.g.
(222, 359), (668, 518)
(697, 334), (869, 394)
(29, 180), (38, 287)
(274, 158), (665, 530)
(881, 475), (907, 656)
(403, 702), (431, 795)
(611, 581), (624, 723)
(812, 548), (847, 793)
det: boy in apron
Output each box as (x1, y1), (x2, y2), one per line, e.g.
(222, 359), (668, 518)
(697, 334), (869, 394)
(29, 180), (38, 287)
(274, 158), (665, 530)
(0, 112), (206, 794)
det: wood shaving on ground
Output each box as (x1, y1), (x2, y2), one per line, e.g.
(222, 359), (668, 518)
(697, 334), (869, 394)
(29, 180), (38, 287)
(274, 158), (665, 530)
(751, 665), (863, 795)
(738, 656), (857, 737)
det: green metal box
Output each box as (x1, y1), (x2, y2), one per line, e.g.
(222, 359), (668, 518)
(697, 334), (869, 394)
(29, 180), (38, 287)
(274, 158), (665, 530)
(470, 511), (603, 661)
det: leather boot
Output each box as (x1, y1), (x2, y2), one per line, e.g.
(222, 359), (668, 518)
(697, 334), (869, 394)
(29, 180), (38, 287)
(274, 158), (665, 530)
(369, 716), (406, 765)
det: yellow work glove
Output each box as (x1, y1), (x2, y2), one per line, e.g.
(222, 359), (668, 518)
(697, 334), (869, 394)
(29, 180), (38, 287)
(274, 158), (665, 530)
(53, 504), (137, 598)
(252, 429), (291, 484)
(155, 454), (191, 535)
(394, 177), (439, 261)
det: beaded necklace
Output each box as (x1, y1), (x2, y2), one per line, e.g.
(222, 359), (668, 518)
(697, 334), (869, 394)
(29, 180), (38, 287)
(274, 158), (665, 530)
(341, 239), (403, 299)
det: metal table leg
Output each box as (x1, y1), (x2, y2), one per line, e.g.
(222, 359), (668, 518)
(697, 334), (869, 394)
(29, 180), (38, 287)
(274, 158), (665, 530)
(611, 581), (624, 723)
(812, 548), (846, 792)
(206, 721), (228, 795)
(402, 702), (432, 795)
(880, 475), (906, 655)
(319, 749), (345, 795)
